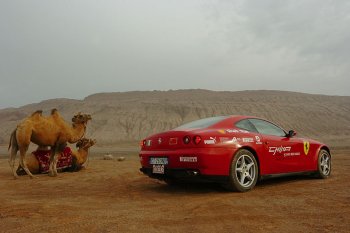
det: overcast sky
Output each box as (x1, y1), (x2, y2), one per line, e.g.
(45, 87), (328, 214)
(1, 0), (349, 109)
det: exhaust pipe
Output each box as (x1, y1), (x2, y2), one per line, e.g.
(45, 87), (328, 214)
(187, 170), (199, 176)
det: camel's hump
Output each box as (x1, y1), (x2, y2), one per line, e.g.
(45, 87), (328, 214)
(31, 110), (43, 117)
(51, 108), (58, 115)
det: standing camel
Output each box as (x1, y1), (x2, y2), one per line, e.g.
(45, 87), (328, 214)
(16, 138), (96, 175)
(8, 109), (91, 178)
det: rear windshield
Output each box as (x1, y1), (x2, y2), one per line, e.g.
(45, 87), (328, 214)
(174, 116), (228, 130)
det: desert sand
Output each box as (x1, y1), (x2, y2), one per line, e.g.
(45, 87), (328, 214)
(1, 90), (349, 232)
(0, 148), (349, 233)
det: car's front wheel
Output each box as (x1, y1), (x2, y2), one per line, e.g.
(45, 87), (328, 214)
(225, 149), (258, 192)
(317, 149), (331, 178)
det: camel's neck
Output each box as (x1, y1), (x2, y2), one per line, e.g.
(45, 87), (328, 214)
(73, 148), (89, 166)
(68, 123), (86, 143)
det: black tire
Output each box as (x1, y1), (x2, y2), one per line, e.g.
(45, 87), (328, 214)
(224, 149), (258, 192)
(316, 149), (331, 179)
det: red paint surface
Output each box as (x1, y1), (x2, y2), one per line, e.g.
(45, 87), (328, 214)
(140, 116), (328, 176)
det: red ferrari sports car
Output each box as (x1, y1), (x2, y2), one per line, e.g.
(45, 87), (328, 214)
(139, 115), (331, 192)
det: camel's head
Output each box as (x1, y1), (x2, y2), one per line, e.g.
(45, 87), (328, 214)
(76, 138), (96, 149)
(72, 113), (92, 125)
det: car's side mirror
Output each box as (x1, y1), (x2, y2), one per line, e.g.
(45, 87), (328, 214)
(287, 130), (297, 137)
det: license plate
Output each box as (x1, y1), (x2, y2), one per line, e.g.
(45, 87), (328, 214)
(152, 165), (165, 174)
(150, 157), (168, 165)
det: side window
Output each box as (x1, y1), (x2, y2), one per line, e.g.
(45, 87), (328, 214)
(235, 119), (258, 133)
(249, 119), (286, 137)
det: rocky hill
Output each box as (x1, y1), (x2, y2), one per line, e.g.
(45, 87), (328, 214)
(1, 90), (349, 148)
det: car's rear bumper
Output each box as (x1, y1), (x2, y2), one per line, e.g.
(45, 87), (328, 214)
(140, 167), (229, 183)
(139, 147), (236, 176)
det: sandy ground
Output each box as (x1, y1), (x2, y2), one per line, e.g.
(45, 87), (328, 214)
(0, 149), (349, 233)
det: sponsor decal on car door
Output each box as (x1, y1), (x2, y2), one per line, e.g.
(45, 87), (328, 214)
(262, 135), (303, 174)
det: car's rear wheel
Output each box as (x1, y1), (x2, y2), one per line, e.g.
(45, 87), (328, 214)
(317, 149), (331, 178)
(225, 149), (258, 192)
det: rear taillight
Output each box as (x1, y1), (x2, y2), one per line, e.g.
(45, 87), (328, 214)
(183, 136), (191, 144)
(193, 135), (202, 145)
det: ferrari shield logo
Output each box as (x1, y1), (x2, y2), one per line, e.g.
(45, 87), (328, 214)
(304, 141), (310, 155)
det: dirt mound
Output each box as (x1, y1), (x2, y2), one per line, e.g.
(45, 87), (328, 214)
(1, 90), (349, 147)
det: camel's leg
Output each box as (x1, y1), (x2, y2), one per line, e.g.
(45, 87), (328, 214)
(53, 151), (59, 176)
(48, 148), (55, 177)
(19, 146), (36, 179)
(48, 146), (59, 177)
(49, 143), (66, 177)
(8, 147), (19, 179)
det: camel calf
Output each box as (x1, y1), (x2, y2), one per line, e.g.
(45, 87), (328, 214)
(16, 138), (96, 175)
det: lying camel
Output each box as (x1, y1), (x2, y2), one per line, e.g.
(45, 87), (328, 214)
(16, 138), (96, 175)
(8, 109), (92, 178)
